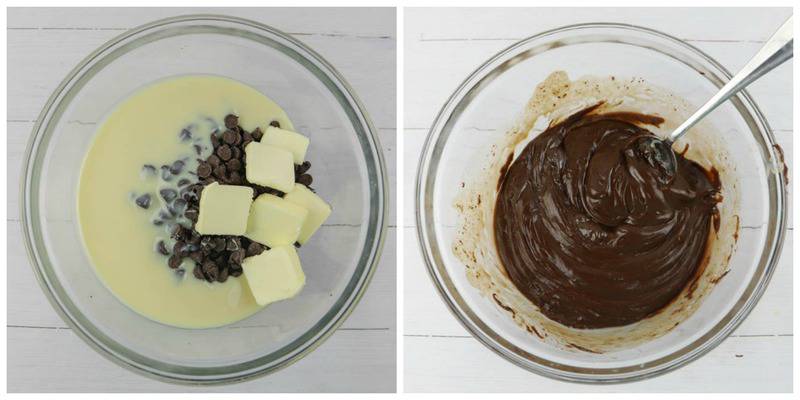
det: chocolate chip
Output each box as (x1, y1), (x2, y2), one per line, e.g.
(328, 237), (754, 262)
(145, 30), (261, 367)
(171, 198), (188, 215)
(202, 261), (218, 282)
(252, 127), (264, 141)
(269, 120), (280, 128)
(297, 161), (311, 174)
(229, 249), (246, 265)
(184, 243), (200, 253)
(185, 208), (199, 221)
(214, 237), (227, 252)
(230, 267), (243, 277)
(160, 165), (173, 181)
(191, 184), (205, 196)
(227, 171), (242, 185)
(297, 174), (313, 187)
(214, 254), (228, 267)
(141, 164), (157, 178)
(222, 129), (238, 144)
(226, 237), (241, 251)
(262, 187), (285, 197)
(207, 154), (221, 168)
(210, 133), (221, 149)
(193, 264), (204, 280)
(170, 160), (185, 175)
(213, 164), (227, 179)
(197, 162), (212, 178)
(155, 240), (169, 256)
(189, 251), (204, 263)
(200, 237), (214, 253)
(224, 114), (239, 129)
(242, 131), (253, 143)
(172, 241), (186, 256)
(224, 158), (241, 172)
(171, 224), (189, 241)
(168, 254), (182, 269)
(294, 241), (301, 248)
(216, 268), (229, 283)
(179, 128), (192, 141)
(194, 144), (203, 156)
(135, 193), (151, 209)
(160, 188), (178, 202)
(158, 209), (173, 220)
(246, 242), (266, 257)
(231, 146), (242, 160)
(181, 191), (196, 203)
(217, 145), (232, 161)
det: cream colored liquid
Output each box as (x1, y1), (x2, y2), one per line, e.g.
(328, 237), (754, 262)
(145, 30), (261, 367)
(78, 75), (293, 328)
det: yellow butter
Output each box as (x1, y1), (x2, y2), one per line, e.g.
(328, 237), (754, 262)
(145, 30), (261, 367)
(244, 142), (295, 192)
(242, 246), (305, 306)
(195, 182), (254, 235)
(245, 193), (308, 247)
(283, 184), (332, 244)
(261, 126), (310, 164)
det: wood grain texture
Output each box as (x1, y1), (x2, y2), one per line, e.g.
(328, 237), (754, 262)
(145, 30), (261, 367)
(403, 7), (792, 392)
(7, 7), (396, 393)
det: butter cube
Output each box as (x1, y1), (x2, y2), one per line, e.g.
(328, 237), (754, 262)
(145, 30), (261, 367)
(243, 246), (305, 306)
(244, 142), (294, 193)
(246, 193), (309, 247)
(283, 184), (332, 244)
(261, 126), (310, 164)
(195, 182), (253, 235)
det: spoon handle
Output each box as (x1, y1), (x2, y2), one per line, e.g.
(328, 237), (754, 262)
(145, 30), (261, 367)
(669, 16), (793, 143)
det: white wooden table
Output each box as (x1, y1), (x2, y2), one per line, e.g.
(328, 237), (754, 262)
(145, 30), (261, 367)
(7, 7), (396, 393)
(403, 7), (793, 392)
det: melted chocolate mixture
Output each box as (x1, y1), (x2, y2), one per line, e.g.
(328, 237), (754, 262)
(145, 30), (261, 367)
(494, 106), (720, 329)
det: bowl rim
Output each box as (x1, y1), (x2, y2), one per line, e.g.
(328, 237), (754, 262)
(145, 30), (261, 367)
(20, 14), (388, 385)
(415, 21), (787, 384)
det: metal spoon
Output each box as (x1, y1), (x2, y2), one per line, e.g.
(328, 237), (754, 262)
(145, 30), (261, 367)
(638, 16), (793, 178)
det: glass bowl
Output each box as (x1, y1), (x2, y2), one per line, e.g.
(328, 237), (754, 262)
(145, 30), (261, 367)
(21, 15), (387, 384)
(416, 23), (787, 383)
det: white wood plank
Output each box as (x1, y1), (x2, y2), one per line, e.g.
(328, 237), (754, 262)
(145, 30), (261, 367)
(404, 39), (792, 131)
(404, 7), (791, 42)
(8, 7), (396, 36)
(8, 326), (395, 393)
(7, 30), (396, 129)
(404, 335), (791, 392)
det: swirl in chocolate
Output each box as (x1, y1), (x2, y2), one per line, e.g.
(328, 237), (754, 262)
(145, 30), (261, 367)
(494, 105), (720, 329)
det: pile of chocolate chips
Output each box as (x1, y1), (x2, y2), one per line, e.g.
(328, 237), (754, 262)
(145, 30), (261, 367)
(163, 115), (314, 283)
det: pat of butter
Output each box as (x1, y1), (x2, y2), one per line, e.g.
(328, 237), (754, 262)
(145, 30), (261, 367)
(283, 184), (332, 244)
(245, 193), (309, 247)
(244, 142), (295, 193)
(195, 182), (254, 235)
(242, 246), (305, 306)
(261, 126), (310, 164)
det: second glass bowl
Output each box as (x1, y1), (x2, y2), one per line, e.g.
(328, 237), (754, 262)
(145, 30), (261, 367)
(416, 23), (786, 383)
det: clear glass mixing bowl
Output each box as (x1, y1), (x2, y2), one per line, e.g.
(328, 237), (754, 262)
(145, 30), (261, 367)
(21, 15), (387, 384)
(416, 23), (787, 383)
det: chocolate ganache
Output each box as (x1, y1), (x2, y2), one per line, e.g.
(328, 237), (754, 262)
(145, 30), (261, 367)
(493, 105), (720, 329)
